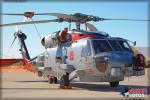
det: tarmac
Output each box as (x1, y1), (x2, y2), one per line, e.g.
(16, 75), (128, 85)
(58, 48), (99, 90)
(0, 68), (150, 99)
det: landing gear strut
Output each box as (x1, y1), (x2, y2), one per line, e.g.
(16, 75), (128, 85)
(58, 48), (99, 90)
(59, 72), (70, 89)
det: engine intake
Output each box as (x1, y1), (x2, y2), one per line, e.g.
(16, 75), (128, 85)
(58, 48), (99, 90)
(41, 31), (60, 48)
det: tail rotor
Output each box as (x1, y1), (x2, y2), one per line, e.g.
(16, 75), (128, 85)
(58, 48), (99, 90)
(7, 32), (18, 53)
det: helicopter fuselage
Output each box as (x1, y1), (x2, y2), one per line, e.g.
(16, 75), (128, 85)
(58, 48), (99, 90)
(40, 30), (136, 82)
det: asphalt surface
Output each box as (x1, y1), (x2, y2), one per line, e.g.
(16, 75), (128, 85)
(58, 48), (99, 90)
(0, 69), (149, 99)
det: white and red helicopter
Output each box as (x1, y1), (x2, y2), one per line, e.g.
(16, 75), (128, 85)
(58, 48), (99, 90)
(1, 12), (149, 88)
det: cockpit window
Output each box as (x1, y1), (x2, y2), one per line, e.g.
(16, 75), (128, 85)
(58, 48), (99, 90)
(92, 39), (131, 55)
(108, 40), (122, 51)
(118, 41), (131, 51)
(92, 40), (112, 54)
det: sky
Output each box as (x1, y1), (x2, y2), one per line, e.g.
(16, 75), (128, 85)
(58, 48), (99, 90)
(1, 1), (149, 58)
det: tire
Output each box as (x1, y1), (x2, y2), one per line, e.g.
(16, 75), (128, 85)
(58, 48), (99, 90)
(53, 77), (58, 84)
(48, 77), (53, 84)
(109, 81), (119, 87)
(37, 71), (43, 77)
(59, 74), (70, 89)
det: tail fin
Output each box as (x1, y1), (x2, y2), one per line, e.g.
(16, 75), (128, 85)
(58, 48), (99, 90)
(17, 32), (30, 60)
(17, 31), (38, 72)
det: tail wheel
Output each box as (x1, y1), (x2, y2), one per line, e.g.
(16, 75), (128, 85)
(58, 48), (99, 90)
(53, 77), (58, 84)
(37, 71), (43, 77)
(48, 77), (53, 84)
(109, 81), (119, 87)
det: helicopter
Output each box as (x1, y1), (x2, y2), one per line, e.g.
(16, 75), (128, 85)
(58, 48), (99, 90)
(1, 12), (148, 88)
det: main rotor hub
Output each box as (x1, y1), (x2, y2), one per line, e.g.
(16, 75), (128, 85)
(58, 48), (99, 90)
(71, 13), (101, 23)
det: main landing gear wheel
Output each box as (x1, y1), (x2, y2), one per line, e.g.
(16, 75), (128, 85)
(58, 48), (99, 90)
(48, 77), (58, 84)
(48, 77), (53, 84)
(59, 73), (71, 89)
(53, 77), (58, 84)
(37, 71), (43, 77)
(109, 81), (119, 87)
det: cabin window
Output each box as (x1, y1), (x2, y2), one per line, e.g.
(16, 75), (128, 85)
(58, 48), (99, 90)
(92, 40), (112, 54)
(81, 41), (91, 57)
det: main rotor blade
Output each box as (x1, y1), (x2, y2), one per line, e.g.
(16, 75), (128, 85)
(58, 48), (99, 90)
(1, 13), (77, 20)
(0, 19), (59, 27)
(1, 13), (69, 16)
(85, 23), (97, 31)
(2, 13), (149, 22)
(2, 13), (24, 16)
(102, 18), (150, 21)
(1, 13), (76, 18)
(36, 13), (77, 20)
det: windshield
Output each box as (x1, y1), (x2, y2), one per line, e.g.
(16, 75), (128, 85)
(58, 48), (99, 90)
(117, 40), (131, 51)
(92, 39), (131, 55)
(108, 40), (122, 51)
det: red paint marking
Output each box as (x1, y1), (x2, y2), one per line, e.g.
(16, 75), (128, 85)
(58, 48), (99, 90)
(70, 51), (74, 61)
(71, 32), (95, 41)
(22, 59), (38, 72)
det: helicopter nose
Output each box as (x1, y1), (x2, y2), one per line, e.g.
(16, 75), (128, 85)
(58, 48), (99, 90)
(94, 54), (132, 74)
